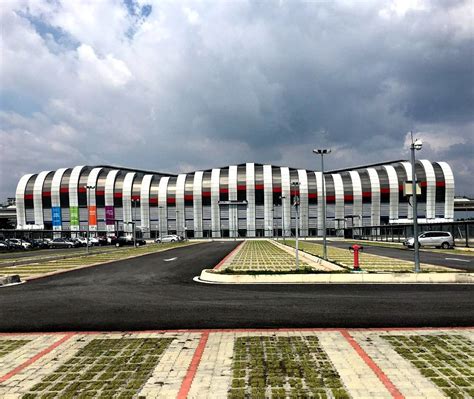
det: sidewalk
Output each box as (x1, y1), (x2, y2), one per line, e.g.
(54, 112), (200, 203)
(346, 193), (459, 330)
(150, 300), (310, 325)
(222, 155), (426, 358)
(0, 328), (472, 398)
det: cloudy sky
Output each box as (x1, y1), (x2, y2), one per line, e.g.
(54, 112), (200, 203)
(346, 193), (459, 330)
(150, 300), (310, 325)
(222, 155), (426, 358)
(1, 0), (473, 200)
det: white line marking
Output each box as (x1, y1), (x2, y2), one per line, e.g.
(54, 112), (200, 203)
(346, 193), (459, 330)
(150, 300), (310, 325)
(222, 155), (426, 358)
(445, 258), (470, 263)
(164, 257), (178, 262)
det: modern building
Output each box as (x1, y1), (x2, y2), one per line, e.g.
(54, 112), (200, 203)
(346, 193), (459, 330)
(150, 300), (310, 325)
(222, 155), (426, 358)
(15, 160), (455, 238)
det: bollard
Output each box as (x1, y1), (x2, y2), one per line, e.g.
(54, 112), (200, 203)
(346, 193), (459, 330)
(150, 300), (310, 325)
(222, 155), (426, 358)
(349, 244), (363, 271)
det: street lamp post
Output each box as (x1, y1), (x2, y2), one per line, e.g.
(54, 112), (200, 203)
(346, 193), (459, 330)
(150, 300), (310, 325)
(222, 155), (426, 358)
(410, 134), (423, 272)
(131, 198), (138, 247)
(279, 195), (286, 243)
(85, 185), (95, 255)
(313, 149), (331, 260)
(292, 181), (300, 270)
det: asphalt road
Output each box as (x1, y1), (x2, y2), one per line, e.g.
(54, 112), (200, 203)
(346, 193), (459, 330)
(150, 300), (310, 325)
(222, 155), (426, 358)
(323, 241), (474, 272)
(0, 242), (473, 332)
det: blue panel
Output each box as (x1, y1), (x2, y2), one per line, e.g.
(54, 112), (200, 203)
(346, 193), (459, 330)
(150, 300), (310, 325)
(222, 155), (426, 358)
(52, 206), (62, 227)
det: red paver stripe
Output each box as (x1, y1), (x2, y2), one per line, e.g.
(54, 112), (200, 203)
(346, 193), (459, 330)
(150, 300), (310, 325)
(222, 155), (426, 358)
(0, 333), (75, 383)
(177, 331), (209, 399)
(340, 330), (404, 399)
(213, 241), (244, 270)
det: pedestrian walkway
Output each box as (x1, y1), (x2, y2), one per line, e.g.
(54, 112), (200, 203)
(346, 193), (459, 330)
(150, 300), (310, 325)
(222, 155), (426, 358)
(0, 328), (472, 398)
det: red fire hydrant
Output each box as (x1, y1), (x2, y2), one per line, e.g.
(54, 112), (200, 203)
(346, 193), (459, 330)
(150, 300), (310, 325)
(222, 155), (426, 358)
(349, 245), (363, 271)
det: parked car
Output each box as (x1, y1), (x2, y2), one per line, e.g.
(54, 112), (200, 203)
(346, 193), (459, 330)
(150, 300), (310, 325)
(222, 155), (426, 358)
(404, 231), (454, 249)
(31, 239), (50, 249)
(88, 237), (100, 246)
(49, 238), (76, 249)
(0, 240), (11, 250)
(73, 237), (89, 246)
(155, 234), (180, 243)
(111, 236), (146, 247)
(97, 236), (109, 246)
(7, 238), (31, 250)
(69, 238), (84, 248)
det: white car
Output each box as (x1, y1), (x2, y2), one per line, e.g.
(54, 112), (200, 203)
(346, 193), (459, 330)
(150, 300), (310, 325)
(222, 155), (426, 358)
(404, 231), (454, 249)
(7, 238), (31, 249)
(88, 237), (99, 246)
(155, 234), (180, 243)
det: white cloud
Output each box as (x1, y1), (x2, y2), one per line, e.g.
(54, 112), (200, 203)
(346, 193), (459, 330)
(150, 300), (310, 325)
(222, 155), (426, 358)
(77, 44), (133, 87)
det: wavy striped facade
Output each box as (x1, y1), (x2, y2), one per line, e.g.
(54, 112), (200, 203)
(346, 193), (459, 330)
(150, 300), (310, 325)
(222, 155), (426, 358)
(15, 160), (455, 237)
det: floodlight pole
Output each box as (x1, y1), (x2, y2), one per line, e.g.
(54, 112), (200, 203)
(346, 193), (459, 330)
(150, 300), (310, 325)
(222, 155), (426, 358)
(410, 133), (422, 273)
(279, 195), (286, 244)
(313, 149), (331, 260)
(292, 182), (300, 270)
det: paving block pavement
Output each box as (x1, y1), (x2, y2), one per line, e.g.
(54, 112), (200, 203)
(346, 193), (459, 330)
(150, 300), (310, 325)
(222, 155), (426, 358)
(0, 328), (472, 398)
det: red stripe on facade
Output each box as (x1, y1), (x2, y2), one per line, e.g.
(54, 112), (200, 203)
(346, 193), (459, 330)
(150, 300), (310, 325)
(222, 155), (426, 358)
(184, 194), (193, 201)
(420, 181), (427, 187)
(219, 188), (229, 194)
(24, 194), (33, 200)
(78, 187), (87, 193)
(114, 193), (122, 198)
(255, 184), (264, 190)
(290, 190), (299, 196)
(344, 194), (353, 201)
(326, 195), (336, 202)
(399, 185), (404, 191)
(308, 193), (317, 199)
(272, 187), (282, 193)
(96, 190), (105, 196)
(42, 191), (51, 197)
(167, 197), (176, 204)
(362, 191), (371, 198)
(202, 191), (211, 197)
(237, 185), (246, 191)
(131, 195), (140, 201)
(60, 187), (69, 193)
(380, 188), (390, 194)
(149, 198), (158, 204)
(436, 182), (445, 187)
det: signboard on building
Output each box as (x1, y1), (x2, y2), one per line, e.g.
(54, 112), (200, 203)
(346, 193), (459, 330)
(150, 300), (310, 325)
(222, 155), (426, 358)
(52, 207), (61, 230)
(105, 206), (115, 225)
(70, 206), (79, 230)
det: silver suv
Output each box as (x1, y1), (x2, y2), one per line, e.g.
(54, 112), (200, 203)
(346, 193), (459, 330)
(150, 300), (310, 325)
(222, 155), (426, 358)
(404, 231), (454, 249)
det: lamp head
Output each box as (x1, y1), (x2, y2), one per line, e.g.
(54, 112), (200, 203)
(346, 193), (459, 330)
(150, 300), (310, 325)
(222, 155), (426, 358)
(313, 149), (331, 155)
(413, 139), (423, 151)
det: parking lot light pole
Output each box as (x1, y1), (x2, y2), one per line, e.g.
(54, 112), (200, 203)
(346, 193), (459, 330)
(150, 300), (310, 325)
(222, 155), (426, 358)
(279, 195), (286, 243)
(291, 182), (300, 270)
(85, 185), (95, 255)
(410, 134), (423, 273)
(313, 149), (331, 260)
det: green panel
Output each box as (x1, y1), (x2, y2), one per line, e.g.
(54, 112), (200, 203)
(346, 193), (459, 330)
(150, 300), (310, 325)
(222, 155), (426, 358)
(70, 206), (79, 226)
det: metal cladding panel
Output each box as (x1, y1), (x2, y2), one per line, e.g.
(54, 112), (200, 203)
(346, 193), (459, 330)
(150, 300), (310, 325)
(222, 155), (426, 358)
(280, 167), (291, 237)
(51, 168), (68, 208)
(105, 170), (120, 207)
(246, 163), (256, 237)
(140, 175), (153, 233)
(86, 168), (103, 207)
(332, 174), (344, 229)
(297, 169), (308, 236)
(315, 172), (324, 236)
(16, 173), (35, 228)
(158, 176), (170, 235)
(228, 165), (238, 237)
(68, 166), (85, 207)
(436, 162), (455, 220)
(193, 171), (204, 237)
(175, 174), (187, 236)
(419, 159), (436, 220)
(382, 165), (399, 222)
(122, 172), (136, 233)
(263, 165), (273, 237)
(367, 168), (380, 226)
(348, 171), (362, 227)
(33, 171), (51, 228)
(211, 168), (221, 237)
(400, 162), (413, 219)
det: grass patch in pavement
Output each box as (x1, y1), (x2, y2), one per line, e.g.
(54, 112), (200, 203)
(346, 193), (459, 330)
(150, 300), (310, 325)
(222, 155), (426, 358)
(228, 335), (349, 399)
(0, 339), (30, 358)
(284, 240), (458, 272)
(383, 334), (474, 398)
(0, 242), (195, 279)
(22, 338), (173, 399)
(223, 240), (311, 273)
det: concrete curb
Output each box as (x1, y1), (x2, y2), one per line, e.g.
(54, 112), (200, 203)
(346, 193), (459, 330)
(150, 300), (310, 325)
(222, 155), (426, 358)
(199, 269), (474, 284)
